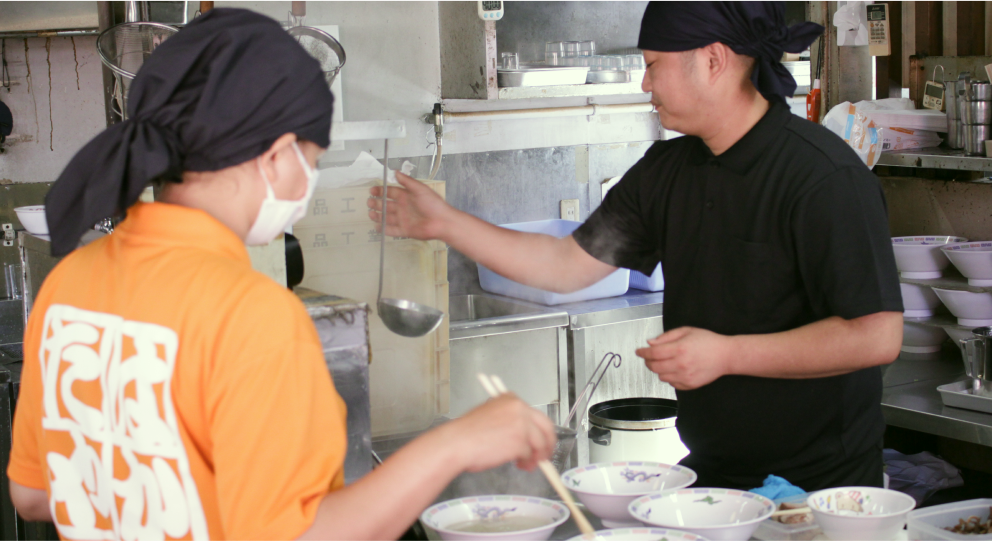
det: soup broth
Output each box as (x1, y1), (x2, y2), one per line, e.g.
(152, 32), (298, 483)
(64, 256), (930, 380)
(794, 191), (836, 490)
(447, 516), (553, 533)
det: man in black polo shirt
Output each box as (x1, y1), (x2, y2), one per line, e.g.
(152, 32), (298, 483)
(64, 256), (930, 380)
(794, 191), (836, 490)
(368, 1), (903, 491)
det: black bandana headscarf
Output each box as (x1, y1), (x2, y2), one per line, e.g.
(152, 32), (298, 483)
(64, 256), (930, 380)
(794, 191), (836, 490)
(46, 8), (333, 256)
(638, 1), (823, 101)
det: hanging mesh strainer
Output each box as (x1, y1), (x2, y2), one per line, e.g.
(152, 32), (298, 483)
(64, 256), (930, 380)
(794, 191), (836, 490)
(97, 22), (179, 119)
(288, 25), (346, 87)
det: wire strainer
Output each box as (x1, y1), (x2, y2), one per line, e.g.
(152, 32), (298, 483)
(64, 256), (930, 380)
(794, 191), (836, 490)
(549, 352), (622, 472)
(97, 22), (179, 119)
(288, 25), (346, 87)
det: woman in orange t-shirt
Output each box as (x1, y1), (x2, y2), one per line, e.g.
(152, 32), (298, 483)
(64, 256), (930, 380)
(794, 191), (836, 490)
(8, 8), (555, 540)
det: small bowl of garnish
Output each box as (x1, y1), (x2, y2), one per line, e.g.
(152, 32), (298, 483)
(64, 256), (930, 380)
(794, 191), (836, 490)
(420, 495), (569, 540)
(807, 487), (915, 540)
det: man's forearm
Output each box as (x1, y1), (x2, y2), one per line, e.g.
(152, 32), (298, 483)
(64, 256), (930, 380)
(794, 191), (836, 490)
(727, 311), (903, 379)
(439, 210), (614, 294)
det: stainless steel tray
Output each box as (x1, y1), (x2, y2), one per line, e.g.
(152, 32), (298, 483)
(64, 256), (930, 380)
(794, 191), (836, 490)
(497, 66), (590, 87)
(938, 379), (992, 414)
(586, 69), (630, 84)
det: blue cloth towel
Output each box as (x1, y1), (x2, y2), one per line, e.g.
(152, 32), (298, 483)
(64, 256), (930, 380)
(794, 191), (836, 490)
(749, 475), (806, 500)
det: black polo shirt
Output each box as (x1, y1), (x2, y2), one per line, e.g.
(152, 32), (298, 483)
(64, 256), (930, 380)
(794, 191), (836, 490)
(573, 100), (903, 490)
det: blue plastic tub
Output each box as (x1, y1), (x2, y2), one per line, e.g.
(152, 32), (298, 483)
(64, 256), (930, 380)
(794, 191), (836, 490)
(630, 263), (664, 292)
(477, 219), (630, 305)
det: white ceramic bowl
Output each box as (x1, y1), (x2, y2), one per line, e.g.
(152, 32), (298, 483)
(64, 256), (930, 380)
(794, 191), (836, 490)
(566, 527), (709, 541)
(900, 283), (943, 317)
(891, 236), (967, 279)
(807, 487), (916, 540)
(942, 242), (992, 286)
(14, 205), (48, 235)
(421, 495), (569, 541)
(932, 288), (992, 327)
(562, 462), (697, 528)
(628, 488), (774, 541)
(901, 321), (947, 354)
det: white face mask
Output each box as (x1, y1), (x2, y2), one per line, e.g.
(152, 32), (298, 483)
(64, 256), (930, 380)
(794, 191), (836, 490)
(245, 142), (319, 246)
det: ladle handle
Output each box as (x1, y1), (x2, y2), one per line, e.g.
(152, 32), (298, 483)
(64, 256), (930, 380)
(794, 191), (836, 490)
(377, 139), (389, 304)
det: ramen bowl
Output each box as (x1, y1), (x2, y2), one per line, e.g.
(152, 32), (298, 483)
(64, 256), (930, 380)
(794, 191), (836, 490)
(902, 321), (947, 354)
(628, 488), (774, 541)
(562, 462), (697, 528)
(942, 242), (992, 286)
(421, 495), (569, 540)
(900, 282), (943, 318)
(807, 487), (916, 540)
(566, 527), (709, 541)
(932, 288), (992, 327)
(14, 205), (47, 236)
(891, 236), (968, 279)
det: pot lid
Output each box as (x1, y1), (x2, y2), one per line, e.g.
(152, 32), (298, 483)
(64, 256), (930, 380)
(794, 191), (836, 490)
(589, 397), (677, 431)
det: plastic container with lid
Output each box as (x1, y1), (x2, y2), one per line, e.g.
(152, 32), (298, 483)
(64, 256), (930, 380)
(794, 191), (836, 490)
(907, 499), (992, 540)
(753, 492), (822, 541)
(477, 219), (629, 305)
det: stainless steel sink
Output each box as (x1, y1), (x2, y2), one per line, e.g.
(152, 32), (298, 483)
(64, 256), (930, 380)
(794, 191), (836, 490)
(450, 294), (569, 339)
(448, 294), (569, 420)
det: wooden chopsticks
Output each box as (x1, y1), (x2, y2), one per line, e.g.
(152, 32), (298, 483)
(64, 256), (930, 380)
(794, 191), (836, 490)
(476, 373), (596, 536)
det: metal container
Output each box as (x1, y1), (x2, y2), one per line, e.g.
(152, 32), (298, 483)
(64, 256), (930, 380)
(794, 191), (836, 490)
(947, 119), (963, 149)
(968, 82), (992, 101)
(588, 398), (689, 466)
(963, 124), (991, 155)
(497, 66), (590, 87)
(945, 81), (959, 119)
(962, 100), (992, 125)
(960, 326), (992, 394)
(296, 288), (373, 484)
(586, 69), (630, 84)
(937, 380), (992, 413)
(448, 294), (569, 422)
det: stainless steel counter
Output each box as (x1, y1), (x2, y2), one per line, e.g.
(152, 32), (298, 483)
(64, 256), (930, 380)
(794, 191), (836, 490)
(554, 290), (665, 329)
(882, 346), (992, 447)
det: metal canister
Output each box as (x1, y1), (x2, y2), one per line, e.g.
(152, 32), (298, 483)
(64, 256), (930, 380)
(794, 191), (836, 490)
(945, 81), (959, 119)
(971, 83), (992, 101)
(947, 119), (963, 149)
(963, 124), (990, 155)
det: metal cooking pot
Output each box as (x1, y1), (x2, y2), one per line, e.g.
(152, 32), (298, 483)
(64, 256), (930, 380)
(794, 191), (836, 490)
(588, 398), (689, 465)
(964, 124), (990, 156)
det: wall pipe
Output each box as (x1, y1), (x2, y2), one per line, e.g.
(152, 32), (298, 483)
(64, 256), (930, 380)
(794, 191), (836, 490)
(442, 102), (654, 123)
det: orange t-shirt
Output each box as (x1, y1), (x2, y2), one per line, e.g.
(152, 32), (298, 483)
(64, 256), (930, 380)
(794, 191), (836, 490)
(7, 202), (347, 540)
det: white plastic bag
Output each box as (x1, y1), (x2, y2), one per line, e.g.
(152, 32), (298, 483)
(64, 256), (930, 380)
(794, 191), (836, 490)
(823, 101), (884, 168)
(317, 151), (416, 189)
(879, 127), (943, 151)
(834, 1), (868, 46)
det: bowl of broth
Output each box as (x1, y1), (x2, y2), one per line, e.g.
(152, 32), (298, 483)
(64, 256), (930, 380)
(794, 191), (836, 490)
(421, 495), (569, 540)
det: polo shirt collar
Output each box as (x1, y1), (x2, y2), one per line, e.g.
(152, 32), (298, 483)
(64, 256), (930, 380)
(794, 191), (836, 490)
(693, 100), (791, 175)
(113, 202), (251, 263)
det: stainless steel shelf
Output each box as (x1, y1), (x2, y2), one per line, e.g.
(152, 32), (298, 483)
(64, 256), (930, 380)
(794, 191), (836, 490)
(877, 148), (992, 172)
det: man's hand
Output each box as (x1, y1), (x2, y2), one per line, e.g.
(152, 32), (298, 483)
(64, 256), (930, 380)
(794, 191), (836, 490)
(367, 172), (454, 241)
(636, 327), (736, 390)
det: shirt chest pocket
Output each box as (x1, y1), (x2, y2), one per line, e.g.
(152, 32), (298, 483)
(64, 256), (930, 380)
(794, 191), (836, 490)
(723, 236), (798, 322)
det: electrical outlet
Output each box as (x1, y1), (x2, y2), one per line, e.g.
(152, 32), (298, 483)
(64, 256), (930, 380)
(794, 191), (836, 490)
(560, 199), (580, 221)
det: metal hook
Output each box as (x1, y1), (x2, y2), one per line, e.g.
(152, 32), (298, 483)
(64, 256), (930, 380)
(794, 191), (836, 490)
(932, 64), (945, 84)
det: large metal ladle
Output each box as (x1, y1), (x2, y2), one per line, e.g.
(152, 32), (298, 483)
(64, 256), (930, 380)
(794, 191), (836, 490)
(376, 140), (445, 338)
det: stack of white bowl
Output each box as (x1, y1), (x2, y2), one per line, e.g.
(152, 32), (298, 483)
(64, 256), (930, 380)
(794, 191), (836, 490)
(892, 237), (963, 354)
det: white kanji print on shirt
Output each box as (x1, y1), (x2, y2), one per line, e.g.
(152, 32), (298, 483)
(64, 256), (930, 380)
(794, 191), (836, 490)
(38, 304), (208, 541)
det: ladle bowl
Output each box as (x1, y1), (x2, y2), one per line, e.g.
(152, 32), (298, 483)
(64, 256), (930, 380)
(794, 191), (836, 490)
(378, 298), (445, 338)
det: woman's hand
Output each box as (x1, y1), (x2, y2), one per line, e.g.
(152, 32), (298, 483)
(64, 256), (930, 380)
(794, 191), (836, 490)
(367, 172), (456, 241)
(440, 394), (557, 473)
